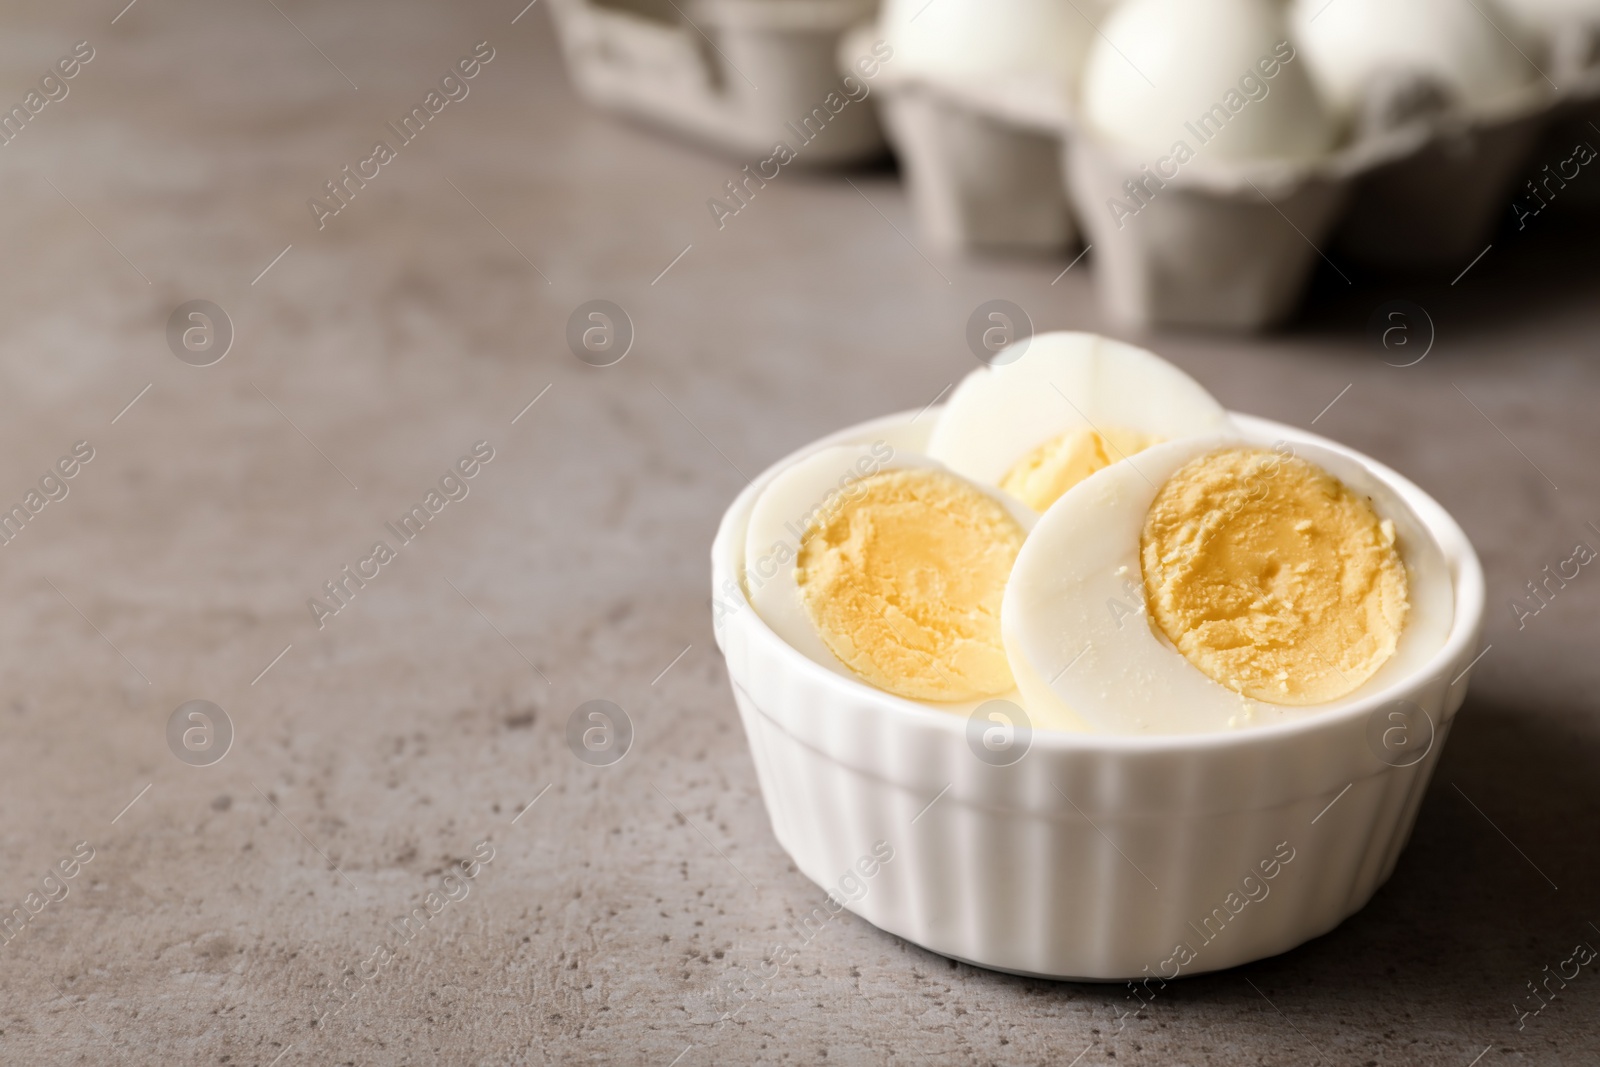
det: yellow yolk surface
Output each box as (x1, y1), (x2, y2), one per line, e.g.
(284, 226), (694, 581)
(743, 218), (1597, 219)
(796, 468), (1025, 701)
(1000, 426), (1162, 512)
(1140, 447), (1408, 705)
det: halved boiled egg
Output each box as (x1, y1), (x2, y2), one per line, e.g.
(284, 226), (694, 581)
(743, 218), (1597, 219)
(926, 331), (1231, 514)
(1003, 434), (1454, 734)
(744, 443), (1035, 705)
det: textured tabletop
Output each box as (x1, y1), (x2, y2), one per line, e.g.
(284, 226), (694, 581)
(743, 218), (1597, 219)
(0, 1), (1597, 1064)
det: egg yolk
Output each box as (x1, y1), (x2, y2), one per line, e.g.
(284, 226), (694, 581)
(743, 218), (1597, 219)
(1001, 426), (1162, 512)
(1140, 447), (1408, 705)
(796, 468), (1025, 702)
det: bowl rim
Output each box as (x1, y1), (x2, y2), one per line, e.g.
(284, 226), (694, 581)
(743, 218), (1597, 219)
(713, 406), (1487, 755)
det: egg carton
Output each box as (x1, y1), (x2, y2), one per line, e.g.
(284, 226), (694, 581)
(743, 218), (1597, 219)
(837, 21), (1074, 252)
(1327, 101), (1550, 267)
(548, 0), (886, 166)
(867, 32), (1595, 329)
(872, 80), (1076, 252)
(1068, 97), (1551, 329)
(1522, 50), (1600, 212)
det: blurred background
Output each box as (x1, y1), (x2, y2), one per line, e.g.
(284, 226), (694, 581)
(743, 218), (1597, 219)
(0, 0), (1597, 1062)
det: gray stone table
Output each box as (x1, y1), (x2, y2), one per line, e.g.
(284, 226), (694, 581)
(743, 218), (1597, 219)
(0, 1), (1596, 1063)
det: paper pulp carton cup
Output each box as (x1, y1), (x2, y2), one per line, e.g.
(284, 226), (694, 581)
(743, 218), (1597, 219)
(1525, 57), (1600, 213)
(1066, 138), (1350, 330)
(874, 74), (1076, 253)
(711, 408), (1485, 981)
(1333, 99), (1552, 268)
(549, 0), (885, 165)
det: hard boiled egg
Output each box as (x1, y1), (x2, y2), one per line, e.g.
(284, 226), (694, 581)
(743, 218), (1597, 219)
(1082, 0), (1337, 161)
(926, 331), (1231, 514)
(1003, 434), (1454, 734)
(1289, 0), (1544, 125)
(744, 443), (1036, 705)
(879, 0), (1111, 96)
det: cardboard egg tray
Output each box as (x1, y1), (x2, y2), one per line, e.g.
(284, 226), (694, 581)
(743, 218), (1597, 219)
(869, 30), (1600, 331)
(875, 77), (1075, 254)
(1527, 54), (1600, 213)
(547, 0), (885, 166)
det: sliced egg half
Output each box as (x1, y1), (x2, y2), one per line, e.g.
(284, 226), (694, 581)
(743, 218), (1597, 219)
(1003, 434), (1454, 734)
(926, 331), (1232, 514)
(744, 443), (1040, 709)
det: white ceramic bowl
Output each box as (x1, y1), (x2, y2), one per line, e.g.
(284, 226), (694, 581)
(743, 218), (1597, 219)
(711, 409), (1485, 981)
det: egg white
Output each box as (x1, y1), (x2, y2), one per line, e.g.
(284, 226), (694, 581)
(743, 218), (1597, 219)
(743, 443), (1041, 715)
(1002, 434), (1455, 735)
(926, 331), (1232, 504)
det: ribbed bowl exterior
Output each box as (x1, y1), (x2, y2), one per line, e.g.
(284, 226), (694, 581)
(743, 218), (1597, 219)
(712, 410), (1485, 980)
